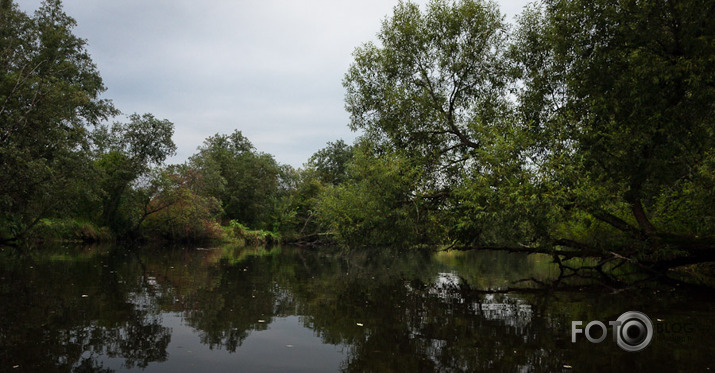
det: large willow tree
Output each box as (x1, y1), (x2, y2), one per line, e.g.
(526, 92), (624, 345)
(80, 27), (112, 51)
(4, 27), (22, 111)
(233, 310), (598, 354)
(341, 0), (518, 247)
(342, 0), (714, 267)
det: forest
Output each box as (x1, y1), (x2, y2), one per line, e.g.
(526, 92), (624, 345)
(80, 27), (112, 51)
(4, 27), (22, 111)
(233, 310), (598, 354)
(1, 0), (714, 276)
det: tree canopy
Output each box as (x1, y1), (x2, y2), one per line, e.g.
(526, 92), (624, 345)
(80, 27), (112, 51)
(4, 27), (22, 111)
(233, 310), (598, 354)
(337, 0), (715, 267)
(189, 130), (285, 230)
(0, 0), (116, 241)
(2, 0), (713, 273)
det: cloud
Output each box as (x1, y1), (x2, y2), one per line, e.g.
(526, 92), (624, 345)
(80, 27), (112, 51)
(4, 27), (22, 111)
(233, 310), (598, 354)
(18, 0), (531, 167)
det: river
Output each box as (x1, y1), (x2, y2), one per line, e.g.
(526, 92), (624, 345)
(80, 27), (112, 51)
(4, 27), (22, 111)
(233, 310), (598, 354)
(0, 244), (712, 372)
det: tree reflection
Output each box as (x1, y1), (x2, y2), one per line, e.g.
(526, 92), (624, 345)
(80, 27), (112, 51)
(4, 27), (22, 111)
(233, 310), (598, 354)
(0, 247), (170, 372)
(148, 246), (572, 371)
(279, 250), (569, 372)
(1, 245), (713, 372)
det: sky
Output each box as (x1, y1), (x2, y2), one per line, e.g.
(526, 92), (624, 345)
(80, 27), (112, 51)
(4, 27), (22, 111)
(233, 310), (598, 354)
(18, 0), (532, 168)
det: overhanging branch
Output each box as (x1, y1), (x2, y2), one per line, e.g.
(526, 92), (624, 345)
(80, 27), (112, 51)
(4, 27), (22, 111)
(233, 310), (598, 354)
(588, 209), (643, 238)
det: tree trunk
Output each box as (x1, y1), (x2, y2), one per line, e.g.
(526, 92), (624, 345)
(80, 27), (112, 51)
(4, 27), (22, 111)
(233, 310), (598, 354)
(627, 195), (657, 237)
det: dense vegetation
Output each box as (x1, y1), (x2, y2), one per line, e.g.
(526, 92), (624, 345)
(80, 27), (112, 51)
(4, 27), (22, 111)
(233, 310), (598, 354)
(1, 0), (713, 272)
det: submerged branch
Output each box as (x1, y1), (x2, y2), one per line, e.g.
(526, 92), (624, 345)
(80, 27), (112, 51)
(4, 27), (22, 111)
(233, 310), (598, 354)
(446, 240), (607, 259)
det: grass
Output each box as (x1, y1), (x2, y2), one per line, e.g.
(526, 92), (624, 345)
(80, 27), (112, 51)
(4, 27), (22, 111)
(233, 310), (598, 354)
(225, 220), (281, 247)
(32, 218), (113, 243)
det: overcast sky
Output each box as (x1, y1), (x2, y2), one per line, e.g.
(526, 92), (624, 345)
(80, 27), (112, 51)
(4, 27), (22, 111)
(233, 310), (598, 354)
(18, 0), (531, 168)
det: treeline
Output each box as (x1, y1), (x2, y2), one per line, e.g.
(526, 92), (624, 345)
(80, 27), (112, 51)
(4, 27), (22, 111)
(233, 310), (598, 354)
(0, 0), (284, 244)
(0, 0), (348, 246)
(3, 0), (715, 270)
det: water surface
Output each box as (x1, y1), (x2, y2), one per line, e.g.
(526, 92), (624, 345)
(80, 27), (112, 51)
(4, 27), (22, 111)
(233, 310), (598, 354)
(0, 245), (712, 372)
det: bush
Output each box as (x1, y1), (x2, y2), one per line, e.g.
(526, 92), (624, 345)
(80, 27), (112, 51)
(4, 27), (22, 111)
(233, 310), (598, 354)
(33, 219), (113, 242)
(141, 188), (225, 242)
(228, 220), (280, 246)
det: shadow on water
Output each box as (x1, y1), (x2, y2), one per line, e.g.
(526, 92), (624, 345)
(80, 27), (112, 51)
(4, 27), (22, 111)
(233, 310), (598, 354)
(0, 243), (713, 372)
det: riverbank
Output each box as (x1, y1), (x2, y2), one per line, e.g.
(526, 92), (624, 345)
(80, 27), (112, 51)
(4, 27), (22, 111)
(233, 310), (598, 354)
(19, 218), (282, 248)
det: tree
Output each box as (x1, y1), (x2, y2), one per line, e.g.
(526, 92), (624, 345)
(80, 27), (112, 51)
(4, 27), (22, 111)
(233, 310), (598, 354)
(341, 0), (715, 269)
(277, 140), (354, 244)
(511, 0), (715, 259)
(93, 113), (176, 235)
(344, 0), (509, 185)
(0, 0), (117, 242)
(317, 141), (444, 248)
(308, 139), (353, 185)
(139, 165), (224, 242)
(342, 0), (512, 247)
(189, 130), (282, 230)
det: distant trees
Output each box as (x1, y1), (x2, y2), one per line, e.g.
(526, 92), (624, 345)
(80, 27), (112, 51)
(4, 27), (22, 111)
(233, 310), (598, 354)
(188, 130), (285, 230)
(0, 0), (319, 244)
(316, 141), (443, 247)
(139, 165), (224, 242)
(308, 139), (353, 185)
(92, 114), (176, 235)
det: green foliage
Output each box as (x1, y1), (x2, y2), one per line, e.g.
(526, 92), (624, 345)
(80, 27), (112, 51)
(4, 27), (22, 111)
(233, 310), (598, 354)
(273, 141), (355, 244)
(137, 165), (224, 242)
(32, 218), (113, 242)
(308, 139), (353, 185)
(0, 0), (117, 241)
(0, 1), (176, 242)
(335, 0), (715, 260)
(3, 0), (713, 261)
(93, 114), (176, 235)
(317, 142), (443, 248)
(141, 189), (224, 243)
(344, 0), (508, 170)
(512, 0), (715, 238)
(276, 168), (327, 243)
(650, 149), (715, 236)
(340, 0), (513, 248)
(228, 220), (280, 247)
(189, 130), (284, 230)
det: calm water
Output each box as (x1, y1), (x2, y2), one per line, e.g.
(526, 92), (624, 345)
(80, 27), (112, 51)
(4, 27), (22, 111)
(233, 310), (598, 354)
(0, 245), (713, 372)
